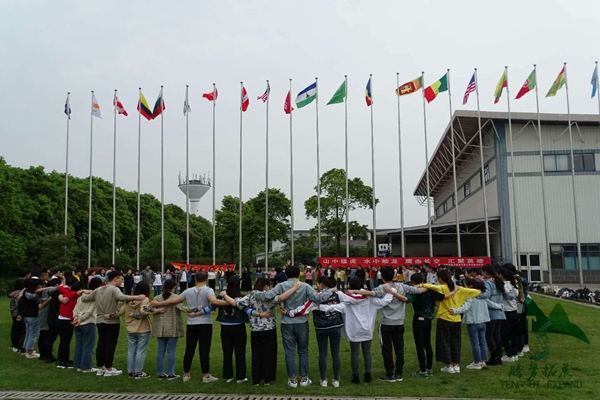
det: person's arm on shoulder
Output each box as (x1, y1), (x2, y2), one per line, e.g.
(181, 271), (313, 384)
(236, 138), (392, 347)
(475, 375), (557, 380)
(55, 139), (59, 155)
(503, 283), (518, 300)
(318, 303), (346, 313)
(421, 283), (444, 294)
(385, 286), (408, 302)
(277, 280), (302, 302)
(403, 283), (427, 295)
(253, 284), (285, 301)
(336, 291), (367, 305)
(371, 292), (395, 309)
(451, 298), (472, 315)
(208, 294), (228, 307)
(284, 300), (317, 318)
(443, 285), (460, 299)
(486, 298), (504, 310)
(460, 287), (482, 300)
(151, 294), (184, 308)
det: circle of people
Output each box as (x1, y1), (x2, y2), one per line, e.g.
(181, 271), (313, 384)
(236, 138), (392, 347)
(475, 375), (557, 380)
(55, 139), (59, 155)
(9, 262), (530, 388)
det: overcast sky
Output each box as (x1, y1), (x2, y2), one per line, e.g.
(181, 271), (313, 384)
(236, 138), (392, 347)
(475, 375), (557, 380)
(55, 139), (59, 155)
(1, 0), (599, 231)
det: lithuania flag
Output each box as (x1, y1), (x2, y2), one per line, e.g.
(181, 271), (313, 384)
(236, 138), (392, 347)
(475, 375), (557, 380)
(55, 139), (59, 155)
(327, 79), (347, 105)
(546, 67), (566, 97)
(515, 69), (536, 100)
(137, 90), (153, 121)
(493, 71), (507, 104)
(424, 73), (448, 103)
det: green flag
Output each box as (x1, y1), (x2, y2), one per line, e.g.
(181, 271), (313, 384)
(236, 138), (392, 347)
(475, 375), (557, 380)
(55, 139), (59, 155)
(327, 80), (346, 105)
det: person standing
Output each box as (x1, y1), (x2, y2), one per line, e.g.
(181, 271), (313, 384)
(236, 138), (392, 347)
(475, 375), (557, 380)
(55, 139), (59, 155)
(217, 267), (225, 292)
(124, 270), (134, 296)
(9, 279), (26, 353)
(152, 272), (163, 297)
(56, 278), (83, 368)
(141, 265), (154, 287)
(241, 267), (252, 294)
(207, 267), (217, 291)
(72, 277), (102, 373)
(304, 267), (313, 288)
(179, 267), (188, 293)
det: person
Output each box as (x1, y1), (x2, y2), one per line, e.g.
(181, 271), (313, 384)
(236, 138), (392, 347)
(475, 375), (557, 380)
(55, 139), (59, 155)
(72, 277), (102, 373)
(335, 268), (346, 292)
(179, 267), (188, 293)
(141, 265), (154, 286)
(252, 265), (332, 388)
(504, 263), (528, 356)
(207, 267), (217, 290)
(36, 275), (55, 361)
(56, 278), (84, 368)
(133, 271), (141, 293)
(225, 266), (235, 282)
(124, 270), (134, 295)
(81, 271), (146, 377)
(43, 277), (62, 363)
(304, 267), (313, 288)
(481, 264), (506, 366)
(189, 267), (197, 287)
(253, 267), (263, 281)
(274, 267), (287, 285)
(152, 271), (163, 297)
(498, 267), (520, 363)
(151, 270), (228, 383)
(164, 269), (172, 281)
(422, 270), (482, 374)
(241, 267), (252, 293)
(98, 269), (108, 285)
(325, 265), (334, 278)
(9, 279), (26, 354)
(19, 279), (45, 358)
(217, 267), (225, 292)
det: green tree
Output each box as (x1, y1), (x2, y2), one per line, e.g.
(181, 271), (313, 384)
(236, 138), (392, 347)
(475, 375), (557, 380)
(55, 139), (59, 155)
(140, 231), (182, 269)
(304, 168), (377, 256)
(0, 231), (26, 277)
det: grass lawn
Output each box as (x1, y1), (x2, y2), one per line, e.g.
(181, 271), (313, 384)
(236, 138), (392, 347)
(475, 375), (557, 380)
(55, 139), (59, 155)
(0, 294), (598, 399)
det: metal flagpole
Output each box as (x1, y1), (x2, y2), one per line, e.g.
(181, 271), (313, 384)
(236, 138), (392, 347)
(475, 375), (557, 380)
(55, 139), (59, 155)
(239, 82), (244, 274)
(136, 88), (142, 270)
(421, 72), (433, 257)
(505, 67), (521, 268)
(265, 80), (270, 270)
(315, 77), (322, 259)
(212, 83), (217, 266)
(289, 79), (295, 265)
(88, 91), (94, 270)
(564, 63), (584, 287)
(64, 92), (71, 236)
(475, 69), (491, 257)
(395, 74), (405, 257)
(369, 74), (377, 258)
(534, 64), (552, 284)
(112, 90), (117, 266)
(344, 75), (350, 257)
(596, 61), (600, 130)
(160, 86), (165, 273)
(185, 85), (190, 265)
(447, 69), (461, 257)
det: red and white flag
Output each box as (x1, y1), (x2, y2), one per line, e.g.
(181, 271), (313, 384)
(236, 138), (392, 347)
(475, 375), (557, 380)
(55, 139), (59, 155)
(241, 86), (249, 112)
(203, 88), (218, 101)
(284, 90), (294, 114)
(113, 94), (128, 116)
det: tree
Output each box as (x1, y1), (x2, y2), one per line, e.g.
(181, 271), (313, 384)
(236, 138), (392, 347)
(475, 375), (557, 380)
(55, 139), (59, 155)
(140, 231), (182, 269)
(29, 234), (78, 271)
(304, 168), (378, 256)
(0, 230), (26, 277)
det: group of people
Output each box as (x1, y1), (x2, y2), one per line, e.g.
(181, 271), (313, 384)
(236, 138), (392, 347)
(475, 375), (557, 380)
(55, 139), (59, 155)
(8, 261), (530, 388)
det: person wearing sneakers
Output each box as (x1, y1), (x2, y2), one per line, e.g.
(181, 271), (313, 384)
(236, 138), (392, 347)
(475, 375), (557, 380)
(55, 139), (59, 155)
(72, 277), (102, 373)
(19, 279), (45, 358)
(151, 269), (228, 383)
(497, 268), (520, 363)
(81, 271), (146, 377)
(56, 278), (84, 369)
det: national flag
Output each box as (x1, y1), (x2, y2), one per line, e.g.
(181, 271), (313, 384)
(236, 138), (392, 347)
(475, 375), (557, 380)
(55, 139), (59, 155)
(327, 80), (346, 105)
(284, 90), (294, 114)
(463, 73), (476, 105)
(92, 93), (102, 118)
(591, 65), (598, 99)
(396, 76), (422, 96)
(365, 77), (373, 106)
(151, 88), (166, 119)
(257, 82), (270, 103)
(203, 88), (218, 101)
(64, 95), (71, 119)
(515, 69), (536, 100)
(493, 71), (507, 104)
(424, 73), (448, 103)
(295, 82), (317, 108)
(113, 94), (128, 116)
(546, 67), (566, 98)
(137, 91), (153, 121)
(183, 93), (191, 116)
(241, 86), (249, 112)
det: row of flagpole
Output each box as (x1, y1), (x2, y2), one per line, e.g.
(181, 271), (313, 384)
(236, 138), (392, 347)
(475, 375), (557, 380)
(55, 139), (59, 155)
(62, 63), (600, 281)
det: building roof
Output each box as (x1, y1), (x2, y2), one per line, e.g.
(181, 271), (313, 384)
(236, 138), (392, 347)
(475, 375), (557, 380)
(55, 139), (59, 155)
(382, 216), (500, 236)
(413, 110), (600, 199)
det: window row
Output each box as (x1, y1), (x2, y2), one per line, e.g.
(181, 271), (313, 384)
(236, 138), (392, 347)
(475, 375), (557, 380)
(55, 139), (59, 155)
(543, 153), (595, 173)
(550, 243), (600, 270)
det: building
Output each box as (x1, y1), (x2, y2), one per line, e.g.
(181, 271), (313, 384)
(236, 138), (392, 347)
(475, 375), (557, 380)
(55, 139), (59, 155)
(382, 110), (600, 284)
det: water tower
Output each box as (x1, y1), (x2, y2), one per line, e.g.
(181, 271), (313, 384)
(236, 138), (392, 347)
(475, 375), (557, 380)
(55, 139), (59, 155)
(178, 172), (211, 215)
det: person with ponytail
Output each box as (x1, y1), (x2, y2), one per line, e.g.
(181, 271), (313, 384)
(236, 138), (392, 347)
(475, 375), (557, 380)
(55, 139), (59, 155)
(497, 267), (520, 362)
(421, 270), (481, 374)
(481, 265), (506, 366)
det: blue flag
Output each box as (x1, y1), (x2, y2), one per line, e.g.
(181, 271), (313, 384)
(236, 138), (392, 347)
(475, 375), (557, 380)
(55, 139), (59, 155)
(64, 95), (72, 119)
(592, 65), (598, 99)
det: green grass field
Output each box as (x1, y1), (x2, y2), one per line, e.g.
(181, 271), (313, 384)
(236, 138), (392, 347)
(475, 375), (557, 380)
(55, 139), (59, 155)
(1, 294), (597, 400)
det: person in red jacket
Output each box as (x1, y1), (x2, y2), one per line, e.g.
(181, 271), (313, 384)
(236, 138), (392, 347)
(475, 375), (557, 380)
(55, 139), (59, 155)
(56, 278), (84, 368)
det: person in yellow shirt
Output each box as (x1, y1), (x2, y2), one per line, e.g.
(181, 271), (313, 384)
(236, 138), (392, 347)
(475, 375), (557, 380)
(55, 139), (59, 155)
(335, 268), (346, 291)
(421, 270), (481, 374)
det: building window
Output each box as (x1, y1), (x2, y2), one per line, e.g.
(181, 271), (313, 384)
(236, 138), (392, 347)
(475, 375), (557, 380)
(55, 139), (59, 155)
(484, 164), (490, 183)
(442, 201), (447, 213)
(550, 243), (600, 270)
(464, 181), (471, 197)
(452, 194), (456, 206)
(544, 153), (595, 172)
(574, 154), (595, 172)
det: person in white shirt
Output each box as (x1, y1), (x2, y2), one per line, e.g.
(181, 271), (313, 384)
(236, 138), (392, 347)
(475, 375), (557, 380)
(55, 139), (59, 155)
(179, 268), (188, 293)
(153, 273), (163, 297)
(133, 272), (141, 293)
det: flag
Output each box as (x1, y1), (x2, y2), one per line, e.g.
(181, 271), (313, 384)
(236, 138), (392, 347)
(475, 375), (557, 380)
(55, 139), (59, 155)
(284, 90), (294, 114)
(493, 71), (507, 104)
(515, 69), (536, 100)
(295, 82), (317, 108)
(463, 73), (476, 105)
(257, 82), (270, 103)
(183, 93), (191, 116)
(92, 93), (102, 118)
(396, 76), (422, 96)
(241, 86), (249, 112)
(327, 80), (346, 105)
(365, 77), (373, 106)
(137, 91), (153, 121)
(64, 95), (71, 119)
(113, 94), (128, 116)
(424, 73), (448, 103)
(151, 88), (166, 119)
(591, 65), (598, 99)
(203, 88), (218, 101)
(546, 67), (566, 97)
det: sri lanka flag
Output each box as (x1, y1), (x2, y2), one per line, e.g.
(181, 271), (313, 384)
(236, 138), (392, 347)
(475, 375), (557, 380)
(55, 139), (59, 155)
(365, 76), (373, 106)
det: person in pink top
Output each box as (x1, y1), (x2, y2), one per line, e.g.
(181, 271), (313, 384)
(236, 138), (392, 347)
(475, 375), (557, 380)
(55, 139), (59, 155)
(304, 267), (314, 288)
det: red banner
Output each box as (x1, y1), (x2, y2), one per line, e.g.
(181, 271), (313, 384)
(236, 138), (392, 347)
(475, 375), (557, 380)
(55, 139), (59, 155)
(318, 257), (491, 269)
(171, 262), (236, 271)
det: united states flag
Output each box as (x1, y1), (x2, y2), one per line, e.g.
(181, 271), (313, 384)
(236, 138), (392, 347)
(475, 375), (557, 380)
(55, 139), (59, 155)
(463, 73), (477, 105)
(257, 82), (270, 103)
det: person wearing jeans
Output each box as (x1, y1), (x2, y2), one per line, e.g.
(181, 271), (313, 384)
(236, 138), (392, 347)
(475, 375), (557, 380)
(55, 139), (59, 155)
(73, 277), (101, 372)
(481, 265), (507, 365)
(20, 279), (45, 358)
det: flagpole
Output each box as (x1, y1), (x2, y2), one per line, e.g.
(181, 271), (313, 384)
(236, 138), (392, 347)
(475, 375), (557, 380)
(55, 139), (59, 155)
(88, 91), (94, 270)
(395, 74), (405, 257)
(421, 72), (433, 257)
(265, 80), (270, 270)
(344, 75), (350, 258)
(289, 79), (295, 265)
(534, 64), (552, 284)
(447, 69), (461, 257)
(136, 88), (142, 271)
(212, 83), (217, 266)
(112, 90), (117, 266)
(239, 81), (244, 274)
(160, 86), (165, 273)
(505, 67), (521, 268)
(315, 77), (322, 259)
(185, 85), (190, 265)
(64, 92), (71, 236)
(369, 74), (377, 258)
(596, 61), (600, 136)
(475, 69), (491, 257)
(564, 63), (584, 287)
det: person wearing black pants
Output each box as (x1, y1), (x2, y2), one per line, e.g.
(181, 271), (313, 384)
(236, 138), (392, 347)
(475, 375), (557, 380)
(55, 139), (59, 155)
(96, 323), (120, 369)
(221, 324), (247, 382)
(485, 319), (503, 362)
(57, 319), (74, 366)
(412, 317), (433, 373)
(183, 324), (213, 376)
(380, 324), (405, 379)
(250, 329), (277, 384)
